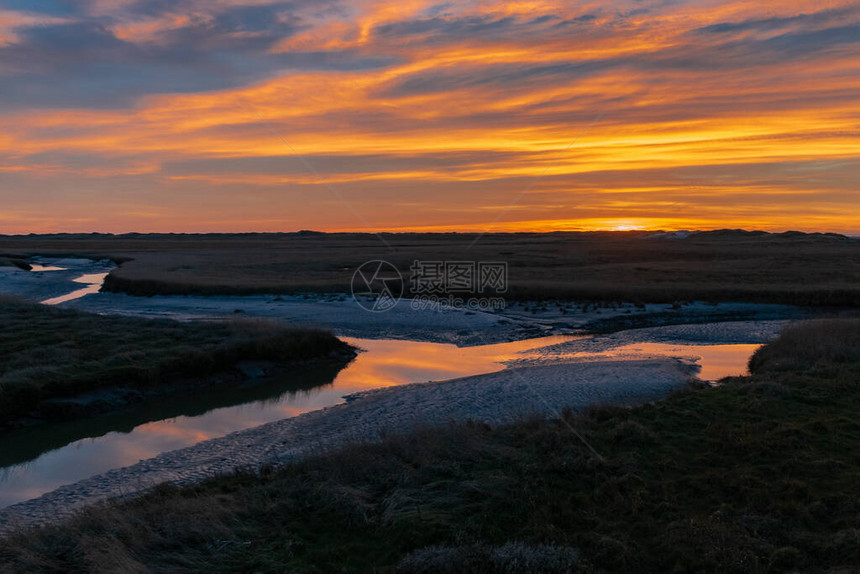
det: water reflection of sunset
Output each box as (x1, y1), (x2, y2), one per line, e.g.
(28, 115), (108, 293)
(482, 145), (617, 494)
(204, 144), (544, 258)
(552, 342), (763, 382)
(0, 335), (761, 507)
(335, 336), (576, 390)
(0, 335), (572, 507)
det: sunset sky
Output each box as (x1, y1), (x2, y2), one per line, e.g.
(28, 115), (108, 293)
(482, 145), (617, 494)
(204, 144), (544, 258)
(0, 0), (858, 234)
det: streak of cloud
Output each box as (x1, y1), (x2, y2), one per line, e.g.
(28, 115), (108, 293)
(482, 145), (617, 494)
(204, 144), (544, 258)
(0, 0), (858, 233)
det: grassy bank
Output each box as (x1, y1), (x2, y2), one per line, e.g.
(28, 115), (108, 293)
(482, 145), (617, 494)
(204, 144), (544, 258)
(0, 257), (30, 271)
(0, 298), (351, 427)
(1, 230), (858, 305)
(2, 318), (858, 572)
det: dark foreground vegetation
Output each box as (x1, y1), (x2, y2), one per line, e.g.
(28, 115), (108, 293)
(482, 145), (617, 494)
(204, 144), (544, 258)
(0, 298), (350, 428)
(2, 230), (859, 305)
(0, 257), (30, 271)
(2, 318), (858, 573)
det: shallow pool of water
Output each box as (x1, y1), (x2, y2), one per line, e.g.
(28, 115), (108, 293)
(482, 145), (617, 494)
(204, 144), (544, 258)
(538, 341), (761, 382)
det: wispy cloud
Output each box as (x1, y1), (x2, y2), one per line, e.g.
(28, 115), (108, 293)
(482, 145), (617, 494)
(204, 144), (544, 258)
(0, 0), (858, 233)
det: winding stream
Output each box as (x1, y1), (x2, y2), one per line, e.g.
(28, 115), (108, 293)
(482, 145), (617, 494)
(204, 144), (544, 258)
(0, 259), (764, 509)
(0, 335), (759, 508)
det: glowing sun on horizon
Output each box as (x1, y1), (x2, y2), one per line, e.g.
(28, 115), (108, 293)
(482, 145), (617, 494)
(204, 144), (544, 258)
(602, 220), (646, 231)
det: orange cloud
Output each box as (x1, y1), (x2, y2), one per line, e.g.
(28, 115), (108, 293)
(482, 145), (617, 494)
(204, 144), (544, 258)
(0, 0), (858, 234)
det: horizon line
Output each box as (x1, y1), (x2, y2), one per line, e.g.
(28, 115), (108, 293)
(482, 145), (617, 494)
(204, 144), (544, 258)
(1, 228), (857, 238)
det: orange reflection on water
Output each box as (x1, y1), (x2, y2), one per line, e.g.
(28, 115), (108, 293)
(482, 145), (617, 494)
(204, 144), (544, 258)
(543, 341), (762, 382)
(0, 334), (761, 508)
(604, 342), (761, 381)
(336, 335), (576, 390)
(134, 422), (216, 444)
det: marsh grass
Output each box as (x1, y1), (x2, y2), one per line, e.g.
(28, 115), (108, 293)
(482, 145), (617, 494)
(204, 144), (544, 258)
(749, 318), (860, 373)
(0, 299), (348, 426)
(0, 257), (30, 271)
(2, 319), (859, 572)
(2, 231), (858, 305)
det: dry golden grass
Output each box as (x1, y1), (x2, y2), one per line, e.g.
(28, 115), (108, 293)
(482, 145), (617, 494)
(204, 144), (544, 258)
(1, 230), (858, 305)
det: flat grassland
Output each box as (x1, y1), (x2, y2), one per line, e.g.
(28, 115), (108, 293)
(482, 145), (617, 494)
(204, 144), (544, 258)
(2, 318), (858, 573)
(0, 298), (349, 428)
(1, 230), (858, 305)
